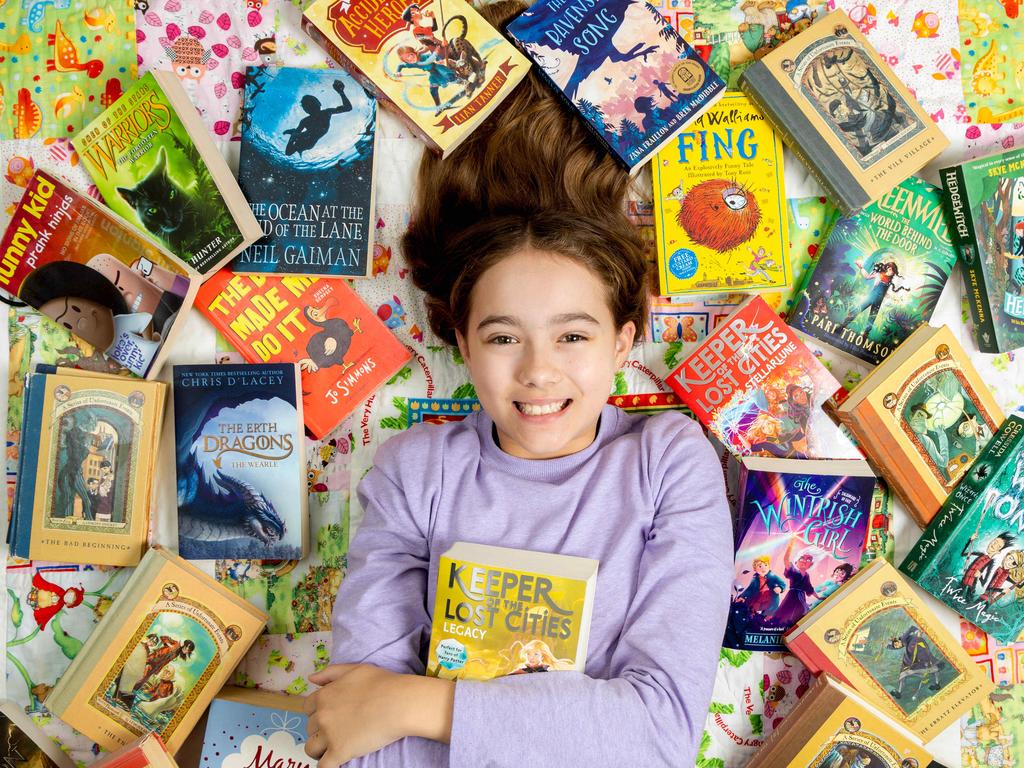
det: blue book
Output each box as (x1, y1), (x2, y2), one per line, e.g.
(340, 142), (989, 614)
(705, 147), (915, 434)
(199, 689), (308, 768)
(173, 363), (306, 560)
(231, 66), (377, 277)
(9, 372), (47, 558)
(505, 0), (725, 174)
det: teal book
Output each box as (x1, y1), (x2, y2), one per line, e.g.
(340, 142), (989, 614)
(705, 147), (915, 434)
(789, 176), (957, 366)
(900, 410), (1024, 643)
(940, 147), (1024, 353)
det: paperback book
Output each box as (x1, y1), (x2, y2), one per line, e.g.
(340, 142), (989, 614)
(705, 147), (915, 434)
(900, 411), (1024, 643)
(940, 146), (1024, 353)
(784, 559), (993, 741)
(426, 542), (598, 681)
(831, 324), (1003, 527)
(653, 91), (788, 296)
(197, 687), (307, 768)
(0, 170), (198, 378)
(738, 10), (949, 214)
(233, 66), (378, 279)
(74, 70), (262, 277)
(724, 457), (874, 652)
(666, 295), (860, 459)
(9, 368), (166, 567)
(506, 0), (725, 174)
(195, 269), (411, 439)
(46, 547), (267, 753)
(301, 0), (529, 158)
(789, 176), (958, 366)
(173, 364), (307, 561)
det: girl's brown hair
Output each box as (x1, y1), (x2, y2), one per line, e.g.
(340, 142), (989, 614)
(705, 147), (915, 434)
(402, 0), (649, 347)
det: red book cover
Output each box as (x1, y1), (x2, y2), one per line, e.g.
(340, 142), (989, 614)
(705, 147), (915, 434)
(666, 295), (859, 459)
(196, 269), (410, 438)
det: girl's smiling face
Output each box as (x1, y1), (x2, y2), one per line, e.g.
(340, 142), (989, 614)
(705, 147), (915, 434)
(456, 249), (635, 460)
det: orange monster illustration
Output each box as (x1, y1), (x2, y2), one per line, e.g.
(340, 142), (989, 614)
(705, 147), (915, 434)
(676, 178), (762, 252)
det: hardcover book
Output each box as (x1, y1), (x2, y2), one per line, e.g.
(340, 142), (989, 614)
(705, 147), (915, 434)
(91, 733), (177, 768)
(74, 70), (262, 277)
(789, 176), (958, 366)
(506, 0), (725, 174)
(746, 675), (945, 768)
(301, 0), (529, 158)
(197, 687), (308, 768)
(46, 546), (268, 753)
(195, 269), (411, 439)
(900, 411), (1024, 644)
(0, 170), (199, 379)
(653, 91), (789, 296)
(738, 10), (949, 214)
(0, 699), (75, 768)
(666, 294), (860, 459)
(233, 66), (378, 279)
(832, 324), (1003, 527)
(783, 558), (993, 741)
(9, 368), (166, 567)
(426, 542), (599, 681)
(173, 364), (307, 561)
(940, 147), (1024, 353)
(724, 457), (874, 652)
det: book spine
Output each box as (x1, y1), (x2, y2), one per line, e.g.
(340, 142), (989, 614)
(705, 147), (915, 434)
(939, 165), (999, 353)
(11, 374), (45, 558)
(300, 15), (443, 157)
(739, 65), (868, 215)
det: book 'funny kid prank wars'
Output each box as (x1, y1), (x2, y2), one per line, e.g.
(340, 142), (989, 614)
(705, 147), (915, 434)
(653, 91), (790, 296)
(0, 170), (199, 379)
(506, 0), (725, 174)
(725, 457), (874, 652)
(789, 176), (957, 366)
(941, 147), (1024, 354)
(302, 0), (529, 158)
(233, 67), (378, 279)
(74, 71), (262, 278)
(427, 542), (599, 681)
(667, 295), (859, 459)
(901, 411), (1024, 644)
(173, 364), (307, 561)
(195, 269), (411, 439)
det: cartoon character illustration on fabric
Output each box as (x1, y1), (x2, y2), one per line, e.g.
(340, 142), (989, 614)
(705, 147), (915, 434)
(307, 467), (329, 493)
(377, 295), (407, 329)
(163, 36), (212, 83)
(26, 573), (84, 631)
(255, 36), (277, 66)
(23, 0), (72, 34)
(299, 305), (361, 373)
(839, 253), (909, 338)
(47, 19), (105, 78)
(886, 625), (947, 700)
(284, 80), (352, 156)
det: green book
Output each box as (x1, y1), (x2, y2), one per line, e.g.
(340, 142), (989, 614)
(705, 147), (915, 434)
(74, 70), (261, 278)
(899, 410), (1024, 643)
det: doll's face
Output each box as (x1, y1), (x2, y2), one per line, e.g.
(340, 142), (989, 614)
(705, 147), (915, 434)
(40, 296), (115, 349)
(87, 254), (161, 314)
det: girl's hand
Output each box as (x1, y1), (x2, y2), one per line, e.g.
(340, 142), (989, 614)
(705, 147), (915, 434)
(304, 664), (455, 765)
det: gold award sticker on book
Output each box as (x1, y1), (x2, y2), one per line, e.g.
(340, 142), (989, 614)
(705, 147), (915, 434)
(670, 59), (705, 95)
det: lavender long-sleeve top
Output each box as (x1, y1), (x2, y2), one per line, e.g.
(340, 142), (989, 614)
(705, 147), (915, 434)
(331, 404), (733, 767)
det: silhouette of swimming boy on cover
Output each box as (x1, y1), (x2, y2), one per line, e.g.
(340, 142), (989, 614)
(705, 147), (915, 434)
(283, 80), (351, 156)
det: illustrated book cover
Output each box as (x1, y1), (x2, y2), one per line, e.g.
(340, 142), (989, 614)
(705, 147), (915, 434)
(426, 542), (599, 681)
(746, 674), (946, 768)
(301, 0), (529, 158)
(9, 368), (166, 567)
(0, 170), (199, 379)
(74, 70), (262, 277)
(0, 698), (76, 768)
(789, 176), (958, 366)
(666, 294), (860, 459)
(506, 0), (725, 174)
(195, 269), (411, 439)
(832, 324), (1004, 527)
(653, 91), (789, 296)
(900, 411), (1024, 644)
(724, 456), (874, 652)
(173, 364), (307, 561)
(783, 558), (993, 741)
(738, 10), (949, 215)
(940, 146), (1024, 353)
(46, 546), (268, 753)
(233, 66), (378, 279)
(91, 732), (177, 768)
(197, 687), (308, 768)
